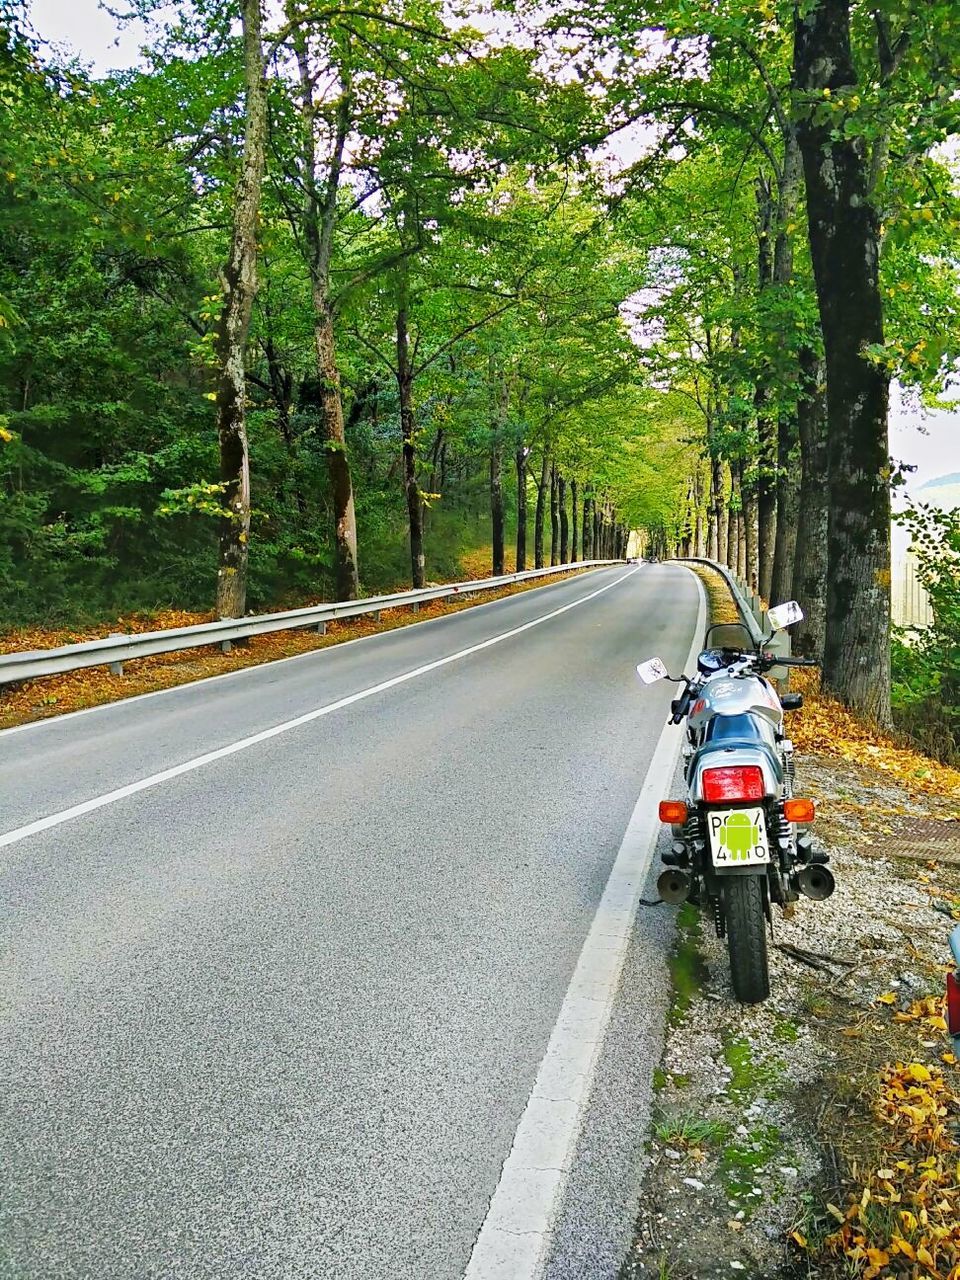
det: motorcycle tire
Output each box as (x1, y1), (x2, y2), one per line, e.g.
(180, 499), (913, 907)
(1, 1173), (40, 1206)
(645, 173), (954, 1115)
(723, 877), (770, 1004)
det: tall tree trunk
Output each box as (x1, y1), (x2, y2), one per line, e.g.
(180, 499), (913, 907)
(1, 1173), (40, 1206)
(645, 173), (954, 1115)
(707, 498), (718, 561)
(792, 354), (829, 660)
(593, 501), (601, 559)
(582, 494), (592, 559)
(705, 422), (718, 560)
(316, 307), (360, 597)
(770, 416), (801, 603)
(534, 449), (549, 569)
(550, 462), (559, 566)
(559, 474), (569, 563)
(570, 479), (579, 563)
(730, 462), (747, 579)
(396, 295), (425, 588)
(214, 0), (266, 619)
(744, 476), (759, 593)
(726, 488), (736, 570)
(296, 48), (358, 600)
(769, 128), (804, 605)
(490, 436), (504, 576)
(693, 465), (706, 557)
(755, 177), (777, 601)
(795, 0), (892, 723)
(716, 460), (728, 567)
(708, 450), (725, 563)
(681, 476), (694, 557)
(515, 446), (527, 572)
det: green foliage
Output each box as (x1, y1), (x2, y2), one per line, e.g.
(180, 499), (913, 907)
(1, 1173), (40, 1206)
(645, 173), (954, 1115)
(891, 504), (960, 763)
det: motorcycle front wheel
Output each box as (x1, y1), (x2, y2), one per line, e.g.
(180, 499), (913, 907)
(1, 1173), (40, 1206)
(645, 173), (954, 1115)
(723, 877), (770, 1004)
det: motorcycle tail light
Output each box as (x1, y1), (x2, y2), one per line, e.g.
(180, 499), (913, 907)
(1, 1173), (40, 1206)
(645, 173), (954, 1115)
(659, 800), (688, 824)
(701, 765), (765, 803)
(947, 971), (960, 1040)
(784, 798), (816, 823)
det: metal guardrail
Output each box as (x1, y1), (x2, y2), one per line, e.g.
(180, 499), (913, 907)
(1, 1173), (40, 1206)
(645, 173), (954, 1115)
(0, 560), (621, 687)
(675, 557), (766, 646)
(674, 558), (798, 682)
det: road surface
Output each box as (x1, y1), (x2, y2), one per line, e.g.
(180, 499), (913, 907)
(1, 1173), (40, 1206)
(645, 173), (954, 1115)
(0, 563), (702, 1280)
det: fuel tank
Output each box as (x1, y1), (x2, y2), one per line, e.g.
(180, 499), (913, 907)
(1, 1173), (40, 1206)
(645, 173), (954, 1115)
(688, 675), (783, 736)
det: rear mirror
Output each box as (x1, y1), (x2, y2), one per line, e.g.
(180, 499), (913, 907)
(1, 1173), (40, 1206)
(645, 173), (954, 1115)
(767, 601), (803, 631)
(637, 657), (669, 684)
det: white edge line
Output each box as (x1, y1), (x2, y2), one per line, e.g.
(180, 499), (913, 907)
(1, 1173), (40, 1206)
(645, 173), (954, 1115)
(0, 569), (639, 852)
(0, 567), (614, 740)
(462, 567), (706, 1280)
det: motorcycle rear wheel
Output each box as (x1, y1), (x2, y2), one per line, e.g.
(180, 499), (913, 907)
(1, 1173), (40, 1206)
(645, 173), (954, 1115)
(723, 877), (770, 1004)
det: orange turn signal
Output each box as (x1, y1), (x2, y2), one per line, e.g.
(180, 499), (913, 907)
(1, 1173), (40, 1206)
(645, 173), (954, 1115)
(659, 800), (688, 825)
(784, 798), (816, 823)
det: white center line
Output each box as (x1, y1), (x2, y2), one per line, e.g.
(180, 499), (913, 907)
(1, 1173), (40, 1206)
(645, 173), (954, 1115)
(463, 568), (706, 1279)
(0, 568), (638, 852)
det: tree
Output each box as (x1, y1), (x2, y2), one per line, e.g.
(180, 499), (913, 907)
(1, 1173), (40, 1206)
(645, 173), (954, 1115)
(212, 0), (266, 618)
(288, 34), (359, 600)
(793, 1), (891, 720)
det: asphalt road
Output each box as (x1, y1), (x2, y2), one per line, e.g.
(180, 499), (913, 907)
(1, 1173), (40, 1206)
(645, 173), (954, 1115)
(0, 563), (701, 1280)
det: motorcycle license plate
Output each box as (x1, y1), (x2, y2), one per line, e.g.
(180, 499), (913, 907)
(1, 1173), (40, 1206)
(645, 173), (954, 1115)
(707, 807), (770, 868)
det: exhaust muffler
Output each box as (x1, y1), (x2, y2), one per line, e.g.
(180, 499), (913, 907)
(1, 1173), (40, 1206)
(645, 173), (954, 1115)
(796, 865), (835, 900)
(658, 869), (692, 904)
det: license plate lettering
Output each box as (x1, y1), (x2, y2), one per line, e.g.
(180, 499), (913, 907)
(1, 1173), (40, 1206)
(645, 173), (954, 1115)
(708, 807), (769, 868)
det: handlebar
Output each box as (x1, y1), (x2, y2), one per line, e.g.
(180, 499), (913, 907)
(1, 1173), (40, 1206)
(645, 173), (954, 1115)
(767, 654), (819, 668)
(670, 687), (694, 724)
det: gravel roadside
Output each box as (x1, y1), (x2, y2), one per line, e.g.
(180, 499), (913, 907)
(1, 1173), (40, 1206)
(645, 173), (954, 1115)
(619, 574), (960, 1280)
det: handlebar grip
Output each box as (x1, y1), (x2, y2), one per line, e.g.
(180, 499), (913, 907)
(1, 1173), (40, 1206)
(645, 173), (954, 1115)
(670, 687), (694, 723)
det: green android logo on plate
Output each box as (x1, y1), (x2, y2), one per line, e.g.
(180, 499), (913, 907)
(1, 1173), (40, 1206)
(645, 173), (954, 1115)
(719, 811), (761, 860)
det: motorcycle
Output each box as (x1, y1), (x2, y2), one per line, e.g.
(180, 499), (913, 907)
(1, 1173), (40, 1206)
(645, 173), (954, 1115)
(637, 602), (833, 1004)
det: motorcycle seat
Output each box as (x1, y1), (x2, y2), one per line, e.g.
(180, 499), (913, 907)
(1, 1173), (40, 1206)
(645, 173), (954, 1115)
(704, 713), (773, 747)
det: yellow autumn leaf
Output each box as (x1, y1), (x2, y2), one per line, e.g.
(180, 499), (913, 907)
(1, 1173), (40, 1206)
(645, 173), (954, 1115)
(876, 992), (897, 1005)
(917, 1243), (934, 1266)
(790, 1230), (807, 1248)
(907, 1063), (932, 1082)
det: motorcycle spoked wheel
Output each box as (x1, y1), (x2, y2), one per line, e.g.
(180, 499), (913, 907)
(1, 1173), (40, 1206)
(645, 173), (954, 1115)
(723, 876), (770, 1004)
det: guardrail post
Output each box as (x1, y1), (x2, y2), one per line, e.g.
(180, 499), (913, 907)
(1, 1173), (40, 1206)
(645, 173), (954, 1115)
(315, 621), (326, 635)
(108, 634), (124, 676)
(411, 602), (419, 614)
(220, 640), (232, 654)
(372, 610), (381, 623)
